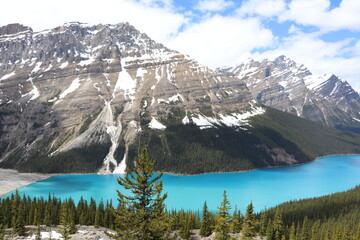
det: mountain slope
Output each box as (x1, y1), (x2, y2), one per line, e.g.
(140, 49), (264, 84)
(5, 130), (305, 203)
(222, 56), (360, 132)
(0, 23), (360, 174)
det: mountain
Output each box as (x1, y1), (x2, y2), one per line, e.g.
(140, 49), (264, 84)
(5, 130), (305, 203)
(221, 56), (360, 132)
(0, 23), (360, 174)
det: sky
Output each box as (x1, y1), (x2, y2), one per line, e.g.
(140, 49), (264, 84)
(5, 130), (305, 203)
(1, 0), (359, 91)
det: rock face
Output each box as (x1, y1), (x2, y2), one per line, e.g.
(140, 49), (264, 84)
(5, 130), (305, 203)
(222, 56), (360, 130)
(0, 22), (255, 173)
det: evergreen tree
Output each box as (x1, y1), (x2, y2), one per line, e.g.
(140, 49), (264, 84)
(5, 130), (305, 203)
(300, 216), (310, 240)
(43, 196), (52, 226)
(33, 207), (41, 226)
(273, 209), (284, 240)
(95, 200), (105, 228)
(215, 190), (231, 240)
(113, 148), (168, 240)
(266, 220), (274, 240)
(200, 201), (212, 237)
(60, 199), (76, 239)
(88, 198), (97, 225)
(11, 191), (20, 229)
(179, 216), (191, 240)
(0, 223), (5, 240)
(310, 220), (320, 240)
(289, 223), (296, 240)
(14, 202), (26, 236)
(242, 202), (257, 239)
(258, 212), (267, 237)
(231, 205), (242, 234)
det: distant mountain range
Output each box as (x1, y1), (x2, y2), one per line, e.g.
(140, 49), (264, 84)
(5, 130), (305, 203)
(0, 22), (360, 174)
(219, 56), (360, 132)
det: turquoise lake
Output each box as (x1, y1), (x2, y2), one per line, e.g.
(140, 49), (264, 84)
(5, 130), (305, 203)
(4, 155), (360, 212)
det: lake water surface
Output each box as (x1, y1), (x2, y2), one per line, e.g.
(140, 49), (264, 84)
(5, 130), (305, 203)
(4, 155), (360, 212)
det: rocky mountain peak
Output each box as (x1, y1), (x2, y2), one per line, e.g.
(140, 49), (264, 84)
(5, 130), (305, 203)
(0, 22), (255, 174)
(225, 55), (360, 129)
(0, 23), (32, 36)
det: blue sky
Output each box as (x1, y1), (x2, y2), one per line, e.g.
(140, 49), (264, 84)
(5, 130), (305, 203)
(1, 0), (359, 90)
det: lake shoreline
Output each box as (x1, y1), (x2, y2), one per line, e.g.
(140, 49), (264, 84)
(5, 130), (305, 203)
(1, 153), (359, 197)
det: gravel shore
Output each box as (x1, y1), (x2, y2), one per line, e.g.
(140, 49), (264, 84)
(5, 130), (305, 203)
(0, 168), (52, 197)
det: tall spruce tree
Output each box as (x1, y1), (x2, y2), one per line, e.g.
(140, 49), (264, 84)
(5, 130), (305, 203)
(179, 216), (191, 240)
(258, 211), (267, 237)
(200, 201), (212, 237)
(215, 190), (231, 240)
(242, 202), (257, 239)
(14, 202), (26, 236)
(0, 223), (5, 240)
(231, 206), (242, 234)
(300, 216), (310, 240)
(289, 223), (296, 240)
(113, 148), (168, 240)
(272, 209), (284, 240)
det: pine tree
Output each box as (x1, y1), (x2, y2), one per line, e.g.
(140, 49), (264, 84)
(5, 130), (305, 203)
(14, 202), (26, 236)
(11, 191), (20, 229)
(300, 216), (310, 240)
(258, 211), (267, 237)
(60, 199), (77, 240)
(289, 223), (296, 240)
(43, 197), (52, 226)
(242, 202), (257, 239)
(113, 148), (168, 240)
(95, 201), (105, 228)
(33, 207), (41, 226)
(88, 198), (97, 225)
(0, 223), (5, 240)
(231, 205), (242, 234)
(200, 201), (212, 237)
(266, 220), (274, 240)
(273, 209), (284, 240)
(310, 220), (320, 240)
(215, 190), (231, 240)
(179, 216), (191, 240)
(60, 202), (69, 240)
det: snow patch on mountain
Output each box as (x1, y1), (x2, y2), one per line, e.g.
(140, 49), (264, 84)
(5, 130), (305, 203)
(59, 62), (68, 69)
(0, 72), (15, 80)
(115, 58), (136, 101)
(59, 77), (81, 99)
(149, 117), (166, 130)
(169, 93), (183, 102)
(31, 62), (42, 73)
(191, 115), (215, 129)
(191, 107), (266, 130)
(182, 115), (190, 124)
(304, 73), (333, 90)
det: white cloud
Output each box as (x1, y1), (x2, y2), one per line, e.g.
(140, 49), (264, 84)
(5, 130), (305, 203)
(194, 0), (234, 12)
(237, 0), (286, 18)
(281, 0), (360, 32)
(0, 0), (187, 44)
(355, 40), (360, 56)
(288, 25), (300, 34)
(168, 14), (274, 68)
(251, 31), (360, 92)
